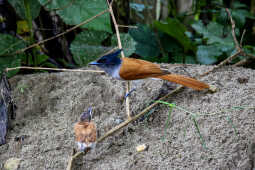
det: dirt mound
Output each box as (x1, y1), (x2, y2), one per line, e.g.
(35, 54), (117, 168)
(0, 65), (255, 170)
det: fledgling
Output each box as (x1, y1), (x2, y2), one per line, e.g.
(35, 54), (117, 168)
(89, 49), (209, 90)
(74, 107), (97, 152)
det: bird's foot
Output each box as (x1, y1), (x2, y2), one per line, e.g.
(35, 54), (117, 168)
(124, 88), (136, 99)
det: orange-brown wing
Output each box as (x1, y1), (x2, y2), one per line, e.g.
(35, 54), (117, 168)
(74, 122), (97, 143)
(119, 58), (164, 80)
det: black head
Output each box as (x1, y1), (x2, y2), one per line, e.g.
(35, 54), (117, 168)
(89, 49), (122, 67)
(80, 107), (92, 122)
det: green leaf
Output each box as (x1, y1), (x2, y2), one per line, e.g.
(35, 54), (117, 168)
(0, 34), (26, 55)
(0, 34), (26, 77)
(154, 18), (194, 52)
(70, 30), (110, 66)
(111, 33), (136, 57)
(185, 56), (197, 64)
(173, 55), (184, 63)
(7, 0), (41, 20)
(35, 54), (49, 66)
(159, 33), (183, 53)
(196, 45), (222, 64)
(38, 0), (111, 33)
(232, 9), (249, 28)
(216, 8), (228, 25)
(192, 21), (234, 46)
(129, 24), (160, 60)
(233, 2), (247, 9)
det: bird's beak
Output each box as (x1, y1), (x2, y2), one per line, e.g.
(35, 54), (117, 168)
(89, 61), (100, 65)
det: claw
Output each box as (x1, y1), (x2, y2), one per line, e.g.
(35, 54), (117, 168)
(124, 88), (136, 99)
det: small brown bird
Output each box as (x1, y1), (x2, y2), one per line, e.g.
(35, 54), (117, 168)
(74, 107), (97, 151)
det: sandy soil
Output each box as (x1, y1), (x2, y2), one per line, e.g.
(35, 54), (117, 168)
(0, 64), (255, 170)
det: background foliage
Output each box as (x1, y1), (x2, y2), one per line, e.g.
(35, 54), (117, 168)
(0, 0), (255, 77)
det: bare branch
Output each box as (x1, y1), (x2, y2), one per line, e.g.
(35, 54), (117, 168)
(66, 148), (90, 170)
(225, 8), (241, 51)
(6, 66), (104, 73)
(240, 29), (246, 47)
(118, 24), (138, 28)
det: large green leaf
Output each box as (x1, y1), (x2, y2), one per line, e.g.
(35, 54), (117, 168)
(192, 21), (234, 46)
(0, 34), (26, 77)
(70, 30), (110, 66)
(111, 33), (136, 57)
(154, 18), (194, 52)
(232, 9), (249, 28)
(0, 34), (26, 55)
(196, 45), (222, 64)
(7, 0), (41, 20)
(38, 0), (111, 33)
(129, 24), (160, 60)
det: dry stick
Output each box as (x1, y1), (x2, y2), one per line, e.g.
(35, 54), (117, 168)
(6, 66), (104, 73)
(118, 24), (138, 28)
(6, 47), (120, 72)
(234, 52), (255, 66)
(107, 0), (131, 119)
(99, 47), (118, 58)
(66, 148), (90, 170)
(244, 52), (255, 59)
(13, 9), (109, 55)
(240, 29), (246, 48)
(48, 0), (75, 11)
(226, 8), (241, 51)
(234, 58), (248, 66)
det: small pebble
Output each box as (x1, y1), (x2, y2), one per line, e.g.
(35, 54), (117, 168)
(136, 144), (148, 152)
(4, 158), (21, 170)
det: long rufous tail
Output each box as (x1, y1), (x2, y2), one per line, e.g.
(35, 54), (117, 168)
(156, 74), (209, 90)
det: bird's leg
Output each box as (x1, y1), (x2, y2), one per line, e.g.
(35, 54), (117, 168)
(124, 88), (136, 99)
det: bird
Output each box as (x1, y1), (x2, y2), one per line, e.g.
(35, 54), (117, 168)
(74, 107), (97, 152)
(89, 49), (209, 90)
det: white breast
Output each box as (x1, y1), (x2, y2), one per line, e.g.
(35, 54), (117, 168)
(111, 64), (122, 80)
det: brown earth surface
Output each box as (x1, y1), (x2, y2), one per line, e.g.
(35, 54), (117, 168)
(0, 64), (255, 170)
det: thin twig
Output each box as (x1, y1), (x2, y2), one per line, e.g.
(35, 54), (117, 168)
(118, 24), (138, 28)
(234, 52), (255, 66)
(240, 29), (246, 48)
(45, 0), (75, 11)
(201, 52), (241, 76)
(107, 0), (131, 119)
(225, 8), (241, 51)
(6, 66), (104, 73)
(99, 47), (119, 58)
(66, 148), (90, 170)
(244, 52), (255, 59)
(233, 58), (249, 66)
(6, 47), (119, 73)
(12, 9), (109, 55)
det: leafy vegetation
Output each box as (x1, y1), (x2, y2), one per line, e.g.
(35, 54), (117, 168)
(0, 0), (254, 77)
